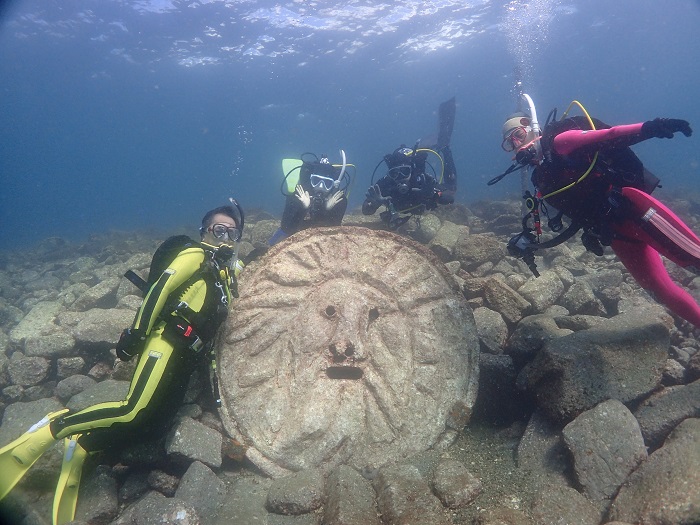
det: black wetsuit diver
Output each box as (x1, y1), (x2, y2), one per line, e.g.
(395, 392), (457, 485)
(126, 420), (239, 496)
(269, 153), (350, 245)
(0, 204), (241, 525)
(363, 97), (458, 229)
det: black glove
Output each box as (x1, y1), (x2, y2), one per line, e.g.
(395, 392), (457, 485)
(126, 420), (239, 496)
(116, 328), (145, 361)
(641, 118), (692, 139)
(365, 184), (388, 206)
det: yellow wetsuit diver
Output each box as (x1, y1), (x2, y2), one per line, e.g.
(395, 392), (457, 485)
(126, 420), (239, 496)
(0, 203), (242, 525)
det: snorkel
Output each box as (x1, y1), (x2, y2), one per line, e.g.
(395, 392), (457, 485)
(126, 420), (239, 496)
(227, 197), (245, 275)
(334, 149), (347, 190)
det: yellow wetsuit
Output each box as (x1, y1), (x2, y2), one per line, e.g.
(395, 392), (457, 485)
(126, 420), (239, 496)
(50, 244), (232, 451)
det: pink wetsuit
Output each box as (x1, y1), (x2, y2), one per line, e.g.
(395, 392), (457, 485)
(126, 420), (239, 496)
(552, 124), (700, 327)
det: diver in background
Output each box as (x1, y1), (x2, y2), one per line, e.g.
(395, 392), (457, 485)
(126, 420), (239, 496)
(363, 97), (458, 229)
(269, 151), (352, 246)
(497, 93), (700, 327)
(0, 203), (242, 525)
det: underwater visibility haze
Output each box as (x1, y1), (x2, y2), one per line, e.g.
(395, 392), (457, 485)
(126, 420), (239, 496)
(1, 0), (699, 248)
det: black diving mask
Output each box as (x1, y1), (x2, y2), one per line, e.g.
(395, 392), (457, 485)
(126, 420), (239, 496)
(210, 223), (242, 243)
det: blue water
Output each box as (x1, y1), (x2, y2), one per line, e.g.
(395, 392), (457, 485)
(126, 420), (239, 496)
(1, 0), (699, 248)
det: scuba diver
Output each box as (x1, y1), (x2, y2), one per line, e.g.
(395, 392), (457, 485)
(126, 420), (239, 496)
(269, 150), (354, 246)
(363, 97), (458, 229)
(492, 92), (700, 327)
(0, 202), (243, 525)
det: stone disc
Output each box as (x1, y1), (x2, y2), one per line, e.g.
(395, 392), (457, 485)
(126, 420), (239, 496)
(216, 226), (479, 477)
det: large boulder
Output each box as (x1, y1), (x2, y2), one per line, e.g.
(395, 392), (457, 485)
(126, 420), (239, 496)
(216, 227), (479, 477)
(518, 312), (669, 423)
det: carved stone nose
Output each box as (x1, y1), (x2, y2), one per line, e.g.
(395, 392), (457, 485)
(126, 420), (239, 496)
(329, 340), (356, 363)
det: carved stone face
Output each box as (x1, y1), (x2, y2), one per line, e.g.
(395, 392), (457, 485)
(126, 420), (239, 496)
(216, 227), (479, 477)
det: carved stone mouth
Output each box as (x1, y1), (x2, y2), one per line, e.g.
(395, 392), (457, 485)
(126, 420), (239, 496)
(325, 366), (363, 380)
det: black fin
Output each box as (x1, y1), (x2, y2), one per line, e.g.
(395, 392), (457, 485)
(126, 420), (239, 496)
(437, 97), (456, 149)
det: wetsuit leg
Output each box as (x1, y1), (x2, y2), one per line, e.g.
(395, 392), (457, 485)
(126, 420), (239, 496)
(619, 187), (700, 270)
(50, 326), (196, 452)
(611, 227), (700, 327)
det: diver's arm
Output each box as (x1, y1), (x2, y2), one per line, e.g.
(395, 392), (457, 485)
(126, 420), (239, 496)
(132, 247), (205, 334)
(552, 124), (644, 156)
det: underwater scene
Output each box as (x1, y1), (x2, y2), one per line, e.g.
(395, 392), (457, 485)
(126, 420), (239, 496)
(1, 1), (699, 524)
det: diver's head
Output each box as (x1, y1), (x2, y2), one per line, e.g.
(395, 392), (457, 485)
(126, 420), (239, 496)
(309, 173), (336, 195)
(200, 203), (244, 248)
(501, 112), (542, 165)
(384, 146), (414, 189)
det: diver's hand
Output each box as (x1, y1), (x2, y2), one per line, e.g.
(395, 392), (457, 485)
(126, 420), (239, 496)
(641, 118), (692, 139)
(116, 328), (145, 361)
(326, 190), (344, 210)
(295, 185), (311, 208)
(365, 184), (389, 206)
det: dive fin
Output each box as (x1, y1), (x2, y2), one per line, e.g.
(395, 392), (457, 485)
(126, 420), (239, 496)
(282, 158), (304, 194)
(437, 97), (456, 149)
(52, 435), (88, 525)
(0, 409), (67, 501)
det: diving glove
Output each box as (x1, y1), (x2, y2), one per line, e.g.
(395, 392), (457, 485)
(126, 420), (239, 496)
(365, 184), (389, 207)
(326, 191), (345, 211)
(295, 185), (311, 209)
(116, 328), (145, 361)
(641, 118), (692, 139)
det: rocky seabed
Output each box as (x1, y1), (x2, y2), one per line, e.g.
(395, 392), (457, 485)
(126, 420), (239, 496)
(0, 200), (699, 525)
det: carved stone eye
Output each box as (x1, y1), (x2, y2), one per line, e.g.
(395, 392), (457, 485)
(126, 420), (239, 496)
(325, 305), (337, 318)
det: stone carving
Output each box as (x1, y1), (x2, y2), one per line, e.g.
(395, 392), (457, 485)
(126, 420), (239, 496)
(216, 227), (479, 477)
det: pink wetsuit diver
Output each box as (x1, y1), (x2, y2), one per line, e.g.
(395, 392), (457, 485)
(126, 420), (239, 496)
(551, 123), (700, 326)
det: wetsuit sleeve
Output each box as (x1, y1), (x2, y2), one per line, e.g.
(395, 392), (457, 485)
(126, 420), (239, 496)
(280, 192), (308, 235)
(552, 123), (645, 156)
(132, 247), (206, 335)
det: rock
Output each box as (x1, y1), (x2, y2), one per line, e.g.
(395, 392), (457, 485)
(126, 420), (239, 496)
(7, 353), (50, 386)
(473, 307), (508, 353)
(111, 491), (200, 525)
(72, 276), (121, 311)
(165, 416), (223, 469)
(633, 379), (700, 449)
(455, 233), (507, 271)
(405, 213), (441, 243)
(661, 358), (686, 386)
(562, 400), (647, 513)
(373, 463), (450, 525)
(516, 410), (570, 488)
(429, 221), (470, 262)
(560, 281), (606, 316)
(431, 457), (482, 509)
(505, 314), (571, 368)
(530, 484), (601, 525)
(483, 278), (531, 325)
(54, 374), (97, 402)
(266, 469), (325, 515)
(175, 461), (226, 523)
(9, 301), (62, 347)
(608, 418), (700, 525)
(217, 473), (272, 525)
(323, 465), (380, 525)
(23, 331), (75, 358)
(517, 270), (565, 313)
(147, 469), (180, 497)
(67, 308), (134, 350)
(518, 313), (669, 423)
(75, 465), (119, 524)
(56, 357), (86, 379)
(217, 227), (479, 477)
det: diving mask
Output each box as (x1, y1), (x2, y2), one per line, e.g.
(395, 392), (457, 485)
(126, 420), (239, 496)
(209, 223), (242, 243)
(310, 173), (336, 192)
